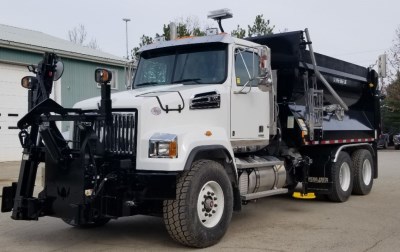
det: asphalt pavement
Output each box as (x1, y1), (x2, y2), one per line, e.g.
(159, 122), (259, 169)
(0, 149), (399, 252)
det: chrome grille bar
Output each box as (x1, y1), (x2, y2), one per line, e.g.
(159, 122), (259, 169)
(92, 112), (136, 155)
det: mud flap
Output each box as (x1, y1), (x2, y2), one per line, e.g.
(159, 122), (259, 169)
(307, 160), (333, 193)
(302, 147), (333, 194)
(43, 153), (86, 220)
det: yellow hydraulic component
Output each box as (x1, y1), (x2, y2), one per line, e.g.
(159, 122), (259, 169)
(292, 192), (316, 199)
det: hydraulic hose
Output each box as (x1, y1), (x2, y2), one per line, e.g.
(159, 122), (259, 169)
(304, 28), (349, 111)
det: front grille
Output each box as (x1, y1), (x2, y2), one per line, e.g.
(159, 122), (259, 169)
(96, 113), (136, 155)
(74, 112), (136, 155)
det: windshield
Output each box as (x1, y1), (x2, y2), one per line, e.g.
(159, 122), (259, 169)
(133, 43), (227, 88)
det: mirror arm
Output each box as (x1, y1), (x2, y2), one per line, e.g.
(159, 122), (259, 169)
(234, 79), (253, 94)
(238, 50), (252, 80)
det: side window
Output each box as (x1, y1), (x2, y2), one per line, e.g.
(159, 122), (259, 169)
(234, 49), (259, 86)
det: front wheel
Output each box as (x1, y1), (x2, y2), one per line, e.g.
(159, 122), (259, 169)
(163, 159), (233, 248)
(327, 151), (353, 202)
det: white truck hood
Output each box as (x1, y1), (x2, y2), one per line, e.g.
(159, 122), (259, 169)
(73, 84), (218, 111)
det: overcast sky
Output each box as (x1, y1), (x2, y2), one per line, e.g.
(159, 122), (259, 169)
(1, 0), (399, 68)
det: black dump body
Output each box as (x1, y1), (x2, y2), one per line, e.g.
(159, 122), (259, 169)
(247, 31), (380, 146)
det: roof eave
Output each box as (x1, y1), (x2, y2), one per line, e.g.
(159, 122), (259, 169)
(0, 40), (127, 67)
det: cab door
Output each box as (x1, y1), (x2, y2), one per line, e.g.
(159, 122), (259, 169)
(230, 47), (270, 145)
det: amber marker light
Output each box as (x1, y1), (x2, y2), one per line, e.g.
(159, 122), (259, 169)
(95, 69), (112, 84)
(169, 141), (178, 158)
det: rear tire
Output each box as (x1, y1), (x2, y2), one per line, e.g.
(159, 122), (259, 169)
(163, 159), (233, 248)
(327, 151), (353, 202)
(352, 149), (374, 195)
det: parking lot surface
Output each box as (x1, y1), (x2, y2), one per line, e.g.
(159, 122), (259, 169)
(0, 149), (399, 252)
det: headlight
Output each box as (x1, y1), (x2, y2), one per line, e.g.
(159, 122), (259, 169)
(149, 133), (178, 158)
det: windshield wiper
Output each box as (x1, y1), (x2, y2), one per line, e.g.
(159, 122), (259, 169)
(135, 82), (160, 88)
(171, 78), (201, 84)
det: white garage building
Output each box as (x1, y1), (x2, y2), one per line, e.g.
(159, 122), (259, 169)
(0, 24), (127, 161)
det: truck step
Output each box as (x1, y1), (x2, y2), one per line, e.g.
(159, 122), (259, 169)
(235, 156), (284, 170)
(241, 188), (289, 201)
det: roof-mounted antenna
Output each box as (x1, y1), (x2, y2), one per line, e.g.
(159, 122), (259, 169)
(207, 9), (233, 33)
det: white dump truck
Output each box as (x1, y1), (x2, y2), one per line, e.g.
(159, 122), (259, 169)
(2, 10), (380, 248)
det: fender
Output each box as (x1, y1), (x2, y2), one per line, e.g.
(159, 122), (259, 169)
(183, 144), (241, 211)
(331, 143), (377, 178)
(136, 126), (235, 173)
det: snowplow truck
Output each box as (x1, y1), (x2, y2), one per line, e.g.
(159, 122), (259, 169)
(1, 29), (380, 248)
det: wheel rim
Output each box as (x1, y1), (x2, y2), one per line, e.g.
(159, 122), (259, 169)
(339, 162), (351, 191)
(197, 181), (224, 228)
(362, 159), (372, 186)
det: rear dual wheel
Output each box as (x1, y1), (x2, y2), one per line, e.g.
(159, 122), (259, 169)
(328, 152), (353, 202)
(328, 149), (374, 202)
(352, 149), (374, 195)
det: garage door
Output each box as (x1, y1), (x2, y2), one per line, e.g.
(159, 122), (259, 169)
(0, 63), (31, 161)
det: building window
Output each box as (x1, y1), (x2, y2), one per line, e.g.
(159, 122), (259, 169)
(97, 69), (118, 89)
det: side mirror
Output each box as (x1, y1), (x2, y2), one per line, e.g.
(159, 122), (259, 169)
(53, 61), (64, 81)
(21, 76), (38, 89)
(257, 46), (272, 92)
(95, 69), (113, 84)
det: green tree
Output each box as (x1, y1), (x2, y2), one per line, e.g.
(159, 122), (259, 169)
(162, 17), (206, 39)
(132, 14), (276, 58)
(231, 25), (246, 39)
(382, 25), (400, 133)
(131, 35), (153, 58)
(133, 16), (207, 59)
(383, 72), (400, 132)
(387, 26), (400, 82)
(247, 14), (274, 37)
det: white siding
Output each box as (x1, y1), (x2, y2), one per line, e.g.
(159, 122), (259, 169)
(0, 63), (31, 161)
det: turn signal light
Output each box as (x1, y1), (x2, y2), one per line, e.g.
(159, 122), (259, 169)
(95, 69), (112, 84)
(168, 141), (177, 158)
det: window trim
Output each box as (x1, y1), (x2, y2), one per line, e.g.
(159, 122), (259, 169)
(233, 46), (260, 87)
(133, 43), (229, 88)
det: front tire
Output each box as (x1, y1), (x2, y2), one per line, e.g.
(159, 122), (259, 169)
(352, 149), (374, 195)
(163, 159), (233, 248)
(327, 151), (353, 202)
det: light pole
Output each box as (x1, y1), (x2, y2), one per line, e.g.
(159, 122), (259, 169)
(122, 18), (131, 60)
